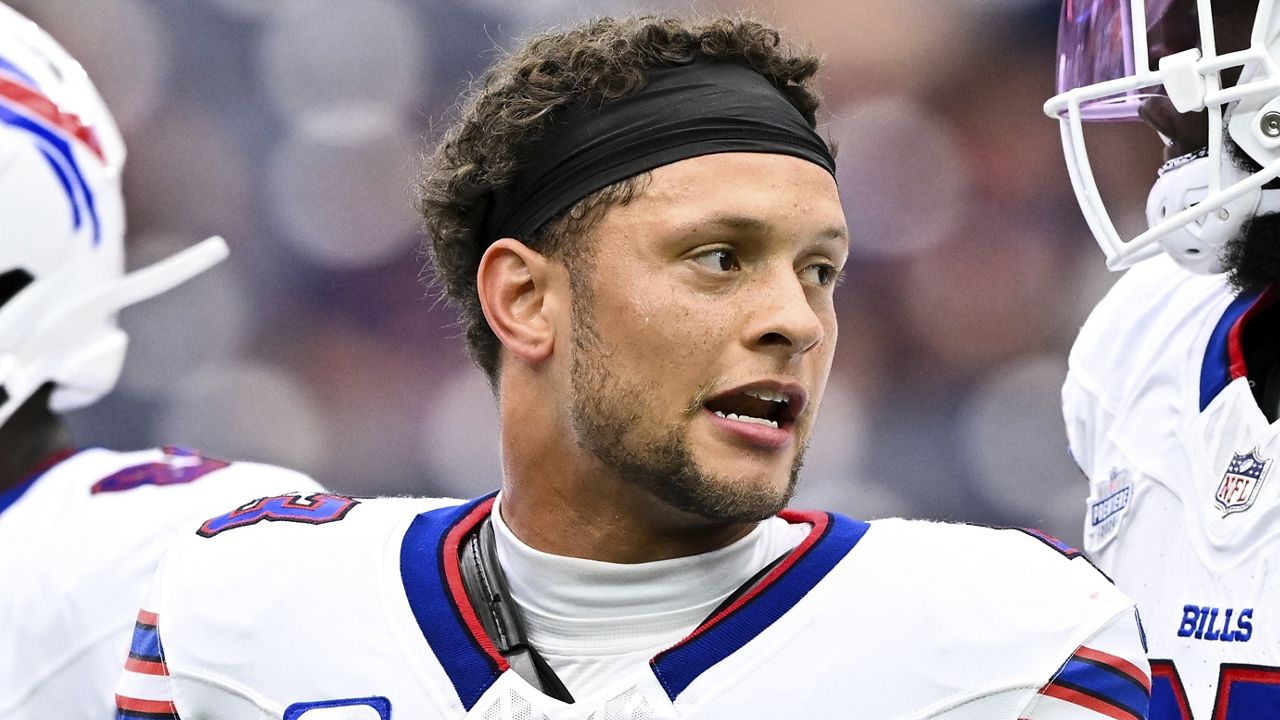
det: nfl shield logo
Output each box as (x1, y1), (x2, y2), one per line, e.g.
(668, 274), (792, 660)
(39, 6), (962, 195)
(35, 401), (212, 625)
(1216, 450), (1271, 516)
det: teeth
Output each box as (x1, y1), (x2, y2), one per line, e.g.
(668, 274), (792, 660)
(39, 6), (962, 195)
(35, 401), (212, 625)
(712, 410), (779, 429)
(745, 389), (788, 404)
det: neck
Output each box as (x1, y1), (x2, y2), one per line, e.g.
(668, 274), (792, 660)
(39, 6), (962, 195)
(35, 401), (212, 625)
(499, 374), (754, 563)
(0, 387), (74, 492)
(500, 472), (757, 563)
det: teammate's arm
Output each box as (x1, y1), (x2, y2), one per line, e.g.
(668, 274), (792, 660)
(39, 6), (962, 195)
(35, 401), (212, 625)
(1020, 608), (1151, 720)
(114, 597), (276, 718)
(114, 606), (182, 720)
(1062, 370), (1108, 482)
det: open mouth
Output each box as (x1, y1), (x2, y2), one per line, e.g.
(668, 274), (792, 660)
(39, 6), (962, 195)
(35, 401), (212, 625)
(703, 385), (804, 430)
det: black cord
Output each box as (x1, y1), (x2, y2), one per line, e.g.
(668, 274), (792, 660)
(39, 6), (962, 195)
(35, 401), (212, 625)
(459, 518), (576, 703)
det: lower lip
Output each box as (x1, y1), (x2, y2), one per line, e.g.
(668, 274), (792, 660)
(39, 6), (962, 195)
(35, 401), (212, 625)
(704, 409), (793, 450)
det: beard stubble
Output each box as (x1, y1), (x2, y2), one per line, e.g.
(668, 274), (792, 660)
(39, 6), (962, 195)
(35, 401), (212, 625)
(565, 275), (804, 524)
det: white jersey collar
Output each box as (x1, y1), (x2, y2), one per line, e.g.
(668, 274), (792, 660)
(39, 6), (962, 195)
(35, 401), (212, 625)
(490, 493), (807, 656)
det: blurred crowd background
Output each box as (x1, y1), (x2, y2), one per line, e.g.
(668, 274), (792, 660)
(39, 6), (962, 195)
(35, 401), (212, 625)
(12, 0), (1164, 546)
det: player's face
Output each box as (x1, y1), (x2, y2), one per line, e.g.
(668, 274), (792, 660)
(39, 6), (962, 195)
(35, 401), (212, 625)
(566, 152), (847, 523)
(1138, 0), (1280, 288)
(1139, 0), (1255, 163)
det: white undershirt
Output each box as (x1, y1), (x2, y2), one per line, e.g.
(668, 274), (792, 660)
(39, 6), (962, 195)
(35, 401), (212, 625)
(490, 495), (809, 697)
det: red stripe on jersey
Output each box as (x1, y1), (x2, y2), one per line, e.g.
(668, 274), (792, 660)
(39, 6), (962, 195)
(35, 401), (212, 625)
(124, 655), (169, 676)
(1074, 645), (1151, 692)
(0, 75), (105, 160)
(1228, 289), (1280, 381)
(1041, 683), (1142, 720)
(440, 497), (509, 672)
(115, 695), (178, 714)
(678, 509), (830, 643)
(137, 609), (160, 626)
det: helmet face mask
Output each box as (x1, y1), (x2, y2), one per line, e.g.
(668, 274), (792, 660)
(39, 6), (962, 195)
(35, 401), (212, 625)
(1045, 0), (1280, 274)
(0, 3), (227, 430)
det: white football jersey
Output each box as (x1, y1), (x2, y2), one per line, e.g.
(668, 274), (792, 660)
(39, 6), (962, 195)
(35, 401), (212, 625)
(1065, 253), (1280, 718)
(117, 494), (1149, 720)
(0, 446), (322, 720)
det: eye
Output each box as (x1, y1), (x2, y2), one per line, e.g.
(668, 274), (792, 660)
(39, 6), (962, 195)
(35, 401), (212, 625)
(800, 262), (841, 287)
(691, 247), (741, 273)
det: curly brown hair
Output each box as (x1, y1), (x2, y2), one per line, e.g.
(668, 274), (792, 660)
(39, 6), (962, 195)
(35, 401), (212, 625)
(416, 15), (829, 383)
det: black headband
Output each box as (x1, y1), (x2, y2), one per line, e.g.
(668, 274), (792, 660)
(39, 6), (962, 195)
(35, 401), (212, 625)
(482, 59), (836, 244)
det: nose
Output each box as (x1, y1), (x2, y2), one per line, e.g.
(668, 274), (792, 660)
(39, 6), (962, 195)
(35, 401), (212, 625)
(1138, 96), (1208, 159)
(745, 268), (825, 358)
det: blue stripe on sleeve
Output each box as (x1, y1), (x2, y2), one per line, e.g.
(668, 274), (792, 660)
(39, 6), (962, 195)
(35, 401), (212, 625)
(127, 623), (164, 662)
(1054, 656), (1149, 719)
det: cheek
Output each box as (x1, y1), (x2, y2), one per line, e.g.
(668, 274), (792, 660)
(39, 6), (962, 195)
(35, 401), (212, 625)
(597, 288), (723, 379)
(641, 302), (719, 368)
(574, 233), (728, 385)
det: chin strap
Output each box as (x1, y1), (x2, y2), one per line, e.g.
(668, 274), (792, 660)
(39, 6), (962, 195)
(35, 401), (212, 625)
(1147, 154), (1280, 274)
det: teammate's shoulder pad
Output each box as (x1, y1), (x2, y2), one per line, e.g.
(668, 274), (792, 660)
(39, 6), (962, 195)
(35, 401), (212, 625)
(1070, 254), (1225, 394)
(868, 518), (1123, 604)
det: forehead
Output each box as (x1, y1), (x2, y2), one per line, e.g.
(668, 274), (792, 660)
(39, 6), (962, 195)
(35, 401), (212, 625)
(600, 152), (846, 239)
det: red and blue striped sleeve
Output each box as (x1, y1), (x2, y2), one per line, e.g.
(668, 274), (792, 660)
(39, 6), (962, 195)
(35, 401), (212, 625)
(115, 609), (181, 720)
(1022, 610), (1151, 720)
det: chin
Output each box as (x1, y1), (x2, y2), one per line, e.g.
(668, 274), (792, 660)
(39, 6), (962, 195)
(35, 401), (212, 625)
(705, 455), (793, 491)
(683, 449), (800, 520)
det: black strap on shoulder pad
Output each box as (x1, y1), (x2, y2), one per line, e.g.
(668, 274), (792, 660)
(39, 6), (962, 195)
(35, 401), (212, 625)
(459, 516), (576, 703)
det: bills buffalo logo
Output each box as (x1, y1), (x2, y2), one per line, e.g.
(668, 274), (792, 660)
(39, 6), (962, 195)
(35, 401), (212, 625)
(1216, 450), (1271, 516)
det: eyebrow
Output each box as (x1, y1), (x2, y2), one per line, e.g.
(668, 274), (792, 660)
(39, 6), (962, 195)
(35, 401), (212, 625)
(700, 214), (848, 242)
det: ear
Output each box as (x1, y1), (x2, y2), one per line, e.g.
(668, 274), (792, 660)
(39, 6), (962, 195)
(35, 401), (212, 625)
(476, 238), (560, 367)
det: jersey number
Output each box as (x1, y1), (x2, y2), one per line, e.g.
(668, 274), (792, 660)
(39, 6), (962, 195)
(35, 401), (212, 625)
(1151, 660), (1280, 719)
(197, 493), (359, 537)
(90, 446), (228, 494)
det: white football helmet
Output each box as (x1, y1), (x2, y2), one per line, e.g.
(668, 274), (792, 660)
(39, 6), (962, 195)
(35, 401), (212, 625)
(1045, 0), (1280, 274)
(0, 2), (227, 429)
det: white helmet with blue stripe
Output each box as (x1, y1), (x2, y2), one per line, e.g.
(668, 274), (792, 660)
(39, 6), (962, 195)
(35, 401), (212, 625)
(0, 2), (228, 428)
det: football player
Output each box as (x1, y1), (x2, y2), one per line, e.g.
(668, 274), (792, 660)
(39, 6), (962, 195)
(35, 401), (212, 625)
(117, 15), (1150, 719)
(1046, 0), (1280, 717)
(0, 5), (322, 718)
